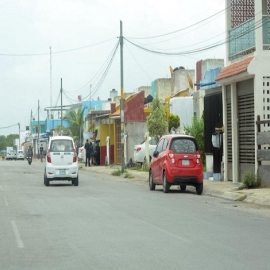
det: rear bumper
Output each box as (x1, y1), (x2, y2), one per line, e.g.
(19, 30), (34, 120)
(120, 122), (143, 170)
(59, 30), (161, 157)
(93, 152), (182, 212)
(46, 165), (78, 179)
(166, 167), (203, 185)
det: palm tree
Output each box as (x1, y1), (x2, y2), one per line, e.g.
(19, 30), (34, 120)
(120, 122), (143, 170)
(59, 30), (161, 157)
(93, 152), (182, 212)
(63, 107), (86, 146)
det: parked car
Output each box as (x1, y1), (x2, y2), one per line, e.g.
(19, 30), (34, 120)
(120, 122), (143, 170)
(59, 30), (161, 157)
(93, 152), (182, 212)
(44, 136), (79, 186)
(78, 146), (85, 161)
(16, 150), (24, 160)
(6, 149), (17, 160)
(149, 134), (203, 195)
(134, 137), (159, 164)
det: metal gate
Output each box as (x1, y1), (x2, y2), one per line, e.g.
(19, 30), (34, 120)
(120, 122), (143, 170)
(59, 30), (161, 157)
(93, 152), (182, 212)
(226, 86), (233, 180)
(237, 79), (255, 182)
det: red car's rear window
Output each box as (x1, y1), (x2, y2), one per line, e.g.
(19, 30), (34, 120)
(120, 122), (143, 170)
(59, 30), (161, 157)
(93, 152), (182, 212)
(170, 138), (197, 153)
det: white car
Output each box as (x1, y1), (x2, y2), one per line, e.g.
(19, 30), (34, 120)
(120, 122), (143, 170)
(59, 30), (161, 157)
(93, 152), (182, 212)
(16, 150), (24, 160)
(44, 136), (79, 186)
(134, 137), (159, 164)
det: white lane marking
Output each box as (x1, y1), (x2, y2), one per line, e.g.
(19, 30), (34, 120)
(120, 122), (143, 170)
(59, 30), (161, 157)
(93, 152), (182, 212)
(11, 221), (24, 248)
(3, 196), (9, 207)
(0, 185), (3, 190)
(138, 219), (192, 244)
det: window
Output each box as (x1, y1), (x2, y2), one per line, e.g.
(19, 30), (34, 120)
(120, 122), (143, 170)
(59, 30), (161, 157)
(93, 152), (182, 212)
(156, 139), (164, 153)
(50, 140), (73, 152)
(170, 139), (197, 153)
(162, 139), (168, 151)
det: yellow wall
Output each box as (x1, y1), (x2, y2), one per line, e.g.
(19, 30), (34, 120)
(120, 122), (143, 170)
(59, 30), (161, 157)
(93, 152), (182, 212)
(100, 124), (115, 147)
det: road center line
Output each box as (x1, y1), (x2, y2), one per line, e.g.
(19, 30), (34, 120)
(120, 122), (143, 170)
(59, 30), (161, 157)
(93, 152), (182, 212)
(11, 221), (24, 248)
(3, 196), (9, 207)
(138, 219), (192, 244)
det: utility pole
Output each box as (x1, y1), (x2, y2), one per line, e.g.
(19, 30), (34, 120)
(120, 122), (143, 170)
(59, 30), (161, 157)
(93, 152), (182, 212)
(18, 123), (20, 150)
(38, 100), (40, 155)
(61, 78), (63, 131)
(120, 20), (125, 172)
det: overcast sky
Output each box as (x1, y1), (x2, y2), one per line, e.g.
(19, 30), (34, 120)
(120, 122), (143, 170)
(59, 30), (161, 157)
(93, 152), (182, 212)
(0, 0), (225, 136)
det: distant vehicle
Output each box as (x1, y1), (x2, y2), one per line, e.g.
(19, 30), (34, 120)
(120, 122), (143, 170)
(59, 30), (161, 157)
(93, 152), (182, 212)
(6, 149), (17, 160)
(134, 137), (158, 164)
(149, 134), (203, 195)
(16, 150), (24, 160)
(44, 136), (79, 186)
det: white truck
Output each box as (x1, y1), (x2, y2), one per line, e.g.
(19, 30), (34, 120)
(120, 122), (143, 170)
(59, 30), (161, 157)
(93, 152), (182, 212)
(6, 147), (17, 160)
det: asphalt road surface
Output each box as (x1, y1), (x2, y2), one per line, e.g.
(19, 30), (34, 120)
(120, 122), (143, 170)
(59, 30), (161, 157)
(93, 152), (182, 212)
(1, 160), (270, 270)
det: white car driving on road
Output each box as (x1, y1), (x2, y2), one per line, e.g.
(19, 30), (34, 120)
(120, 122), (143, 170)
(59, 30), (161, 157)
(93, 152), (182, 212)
(44, 136), (79, 186)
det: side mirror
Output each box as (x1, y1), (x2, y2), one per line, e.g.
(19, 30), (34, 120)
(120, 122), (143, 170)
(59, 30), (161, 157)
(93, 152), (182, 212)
(153, 150), (159, 158)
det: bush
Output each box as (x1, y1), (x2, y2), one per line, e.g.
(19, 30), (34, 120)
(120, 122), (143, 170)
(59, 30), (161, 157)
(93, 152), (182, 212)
(239, 172), (260, 189)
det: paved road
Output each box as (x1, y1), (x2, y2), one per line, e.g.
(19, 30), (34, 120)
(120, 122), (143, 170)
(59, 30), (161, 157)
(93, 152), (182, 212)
(1, 160), (270, 270)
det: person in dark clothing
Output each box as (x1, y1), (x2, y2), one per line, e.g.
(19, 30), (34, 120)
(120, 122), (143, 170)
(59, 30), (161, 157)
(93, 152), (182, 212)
(84, 139), (91, 167)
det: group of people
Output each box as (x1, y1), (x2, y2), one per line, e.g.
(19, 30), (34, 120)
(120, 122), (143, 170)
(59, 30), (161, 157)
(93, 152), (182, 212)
(84, 139), (99, 167)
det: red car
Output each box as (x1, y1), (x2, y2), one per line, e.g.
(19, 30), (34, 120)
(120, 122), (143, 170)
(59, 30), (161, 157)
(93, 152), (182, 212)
(149, 134), (203, 195)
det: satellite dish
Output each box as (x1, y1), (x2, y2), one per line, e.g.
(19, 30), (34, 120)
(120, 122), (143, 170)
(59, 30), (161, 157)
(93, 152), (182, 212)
(187, 74), (194, 89)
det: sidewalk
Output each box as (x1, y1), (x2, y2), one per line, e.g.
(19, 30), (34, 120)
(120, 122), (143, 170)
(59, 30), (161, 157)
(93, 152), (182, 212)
(80, 164), (270, 208)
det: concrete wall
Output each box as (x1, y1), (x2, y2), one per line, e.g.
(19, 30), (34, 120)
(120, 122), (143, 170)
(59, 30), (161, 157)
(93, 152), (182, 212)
(171, 69), (195, 96)
(193, 90), (205, 120)
(154, 78), (171, 101)
(125, 122), (148, 162)
(201, 59), (224, 80)
(137, 86), (152, 97)
(170, 97), (193, 134)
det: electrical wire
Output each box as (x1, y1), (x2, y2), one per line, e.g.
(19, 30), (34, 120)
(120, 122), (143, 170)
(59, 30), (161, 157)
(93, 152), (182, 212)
(126, 6), (229, 40)
(64, 40), (120, 95)
(0, 123), (19, 130)
(85, 41), (119, 100)
(0, 37), (116, 56)
(123, 17), (267, 56)
(125, 43), (153, 81)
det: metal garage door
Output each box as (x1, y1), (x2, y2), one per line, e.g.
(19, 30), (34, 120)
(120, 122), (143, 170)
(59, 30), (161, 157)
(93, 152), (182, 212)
(237, 79), (255, 182)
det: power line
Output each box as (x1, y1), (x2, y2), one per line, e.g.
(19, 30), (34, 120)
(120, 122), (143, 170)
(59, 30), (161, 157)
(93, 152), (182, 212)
(123, 17), (266, 57)
(0, 123), (18, 130)
(0, 38), (116, 56)
(126, 7), (229, 40)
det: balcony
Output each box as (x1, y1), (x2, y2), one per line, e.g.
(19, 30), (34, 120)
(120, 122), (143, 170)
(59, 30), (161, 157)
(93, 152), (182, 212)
(229, 16), (270, 60)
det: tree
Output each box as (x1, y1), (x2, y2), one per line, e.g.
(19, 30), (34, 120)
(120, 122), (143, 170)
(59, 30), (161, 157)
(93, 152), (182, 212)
(146, 98), (167, 139)
(63, 107), (86, 141)
(168, 114), (180, 133)
(184, 114), (205, 167)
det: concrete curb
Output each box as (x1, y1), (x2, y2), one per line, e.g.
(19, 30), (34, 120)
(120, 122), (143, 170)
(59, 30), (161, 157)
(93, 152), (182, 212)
(80, 165), (270, 208)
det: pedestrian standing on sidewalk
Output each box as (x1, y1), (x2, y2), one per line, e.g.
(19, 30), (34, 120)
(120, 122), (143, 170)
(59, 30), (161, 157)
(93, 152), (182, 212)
(84, 139), (90, 167)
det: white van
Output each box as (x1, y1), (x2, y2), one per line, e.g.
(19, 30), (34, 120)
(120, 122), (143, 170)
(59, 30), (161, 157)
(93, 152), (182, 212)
(44, 136), (79, 186)
(17, 150), (24, 160)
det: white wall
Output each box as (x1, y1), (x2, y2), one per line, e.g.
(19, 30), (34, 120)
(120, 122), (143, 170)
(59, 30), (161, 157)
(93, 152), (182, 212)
(170, 97), (194, 133)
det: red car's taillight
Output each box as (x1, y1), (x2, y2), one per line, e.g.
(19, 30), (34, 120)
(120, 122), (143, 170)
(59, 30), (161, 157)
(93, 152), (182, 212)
(73, 149), (77, 162)
(196, 151), (201, 164)
(47, 149), (51, 163)
(168, 150), (175, 164)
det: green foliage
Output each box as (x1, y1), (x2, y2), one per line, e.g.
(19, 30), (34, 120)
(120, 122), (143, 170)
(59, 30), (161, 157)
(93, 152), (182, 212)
(124, 172), (134, 178)
(63, 107), (86, 140)
(111, 169), (122, 176)
(239, 172), (260, 190)
(0, 134), (19, 151)
(54, 125), (71, 136)
(168, 114), (180, 133)
(147, 98), (167, 138)
(184, 114), (205, 166)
